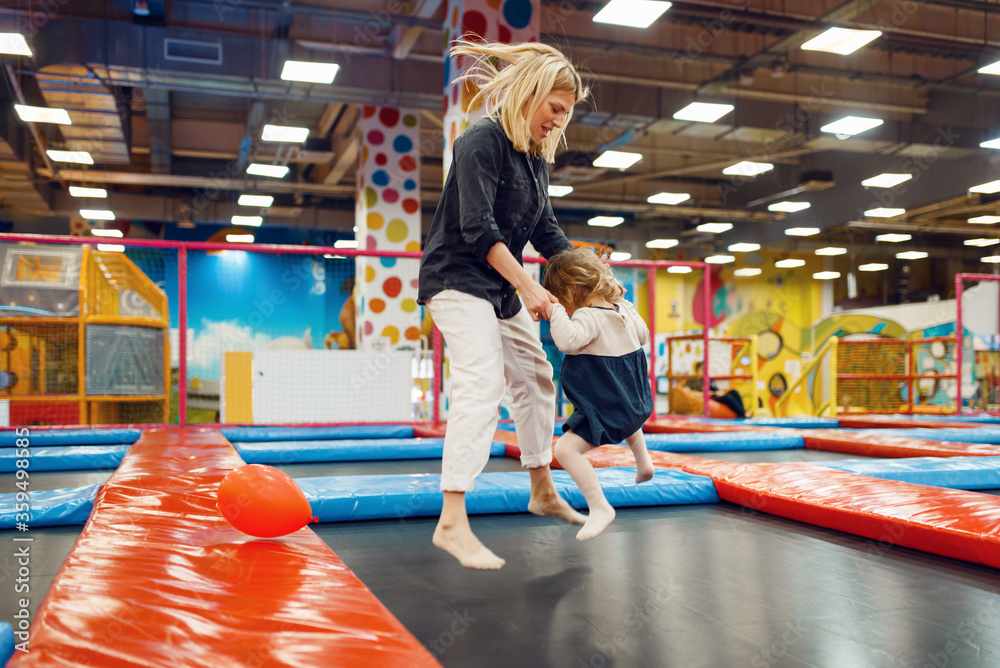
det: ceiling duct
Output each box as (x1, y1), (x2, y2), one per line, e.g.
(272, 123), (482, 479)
(746, 170), (835, 208)
(35, 65), (132, 164)
(0, 108), (51, 214)
(551, 151), (604, 184)
(163, 39), (223, 65)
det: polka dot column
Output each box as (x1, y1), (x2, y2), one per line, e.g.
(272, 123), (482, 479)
(442, 0), (540, 177)
(355, 106), (423, 350)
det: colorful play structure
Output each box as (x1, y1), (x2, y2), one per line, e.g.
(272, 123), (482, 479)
(0, 243), (169, 426)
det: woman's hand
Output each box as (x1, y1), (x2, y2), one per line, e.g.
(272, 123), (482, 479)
(485, 241), (558, 321)
(520, 281), (559, 321)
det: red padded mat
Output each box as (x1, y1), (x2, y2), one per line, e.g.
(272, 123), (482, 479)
(802, 429), (1000, 458)
(838, 415), (986, 429)
(10, 427), (439, 667)
(587, 446), (1000, 569)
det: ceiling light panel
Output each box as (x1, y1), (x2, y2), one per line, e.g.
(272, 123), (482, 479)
(820, 116), (883, 137)
(723, 161), (773, 177)
(593, 150), (643, 169)
(696, 222), (732, 234)
(970, 180), (1000, 194)
(875, 233), (911, 242)
(704, 255), (735, 264)
(647, 192), (690, 205)
(865, 208), (906, 218)
(801, 27), (881, 55)
(80, 209), (115, 220)
(978, 60), (1000, 75)
(14, 105), (71, 124)
(767, 201), (810, 212)
(593, 0), (672, 28)
(0, 34), (32, 56)
(673, 102), (734, 123)
(261, 125), (310, 143)
(238, 194), (274, 207)
(247, 164), (290, 178)
(862, 173), (913, 188)
(69, 186), (107, 198)
(588, 216), (625, 227)
(47, 150), (93, 164)
(280, 60), (340, 84)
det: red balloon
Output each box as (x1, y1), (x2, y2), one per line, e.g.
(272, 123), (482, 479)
(217, 465), (316, 538)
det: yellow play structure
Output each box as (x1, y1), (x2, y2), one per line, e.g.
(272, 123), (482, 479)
(0, 243), (169, 425)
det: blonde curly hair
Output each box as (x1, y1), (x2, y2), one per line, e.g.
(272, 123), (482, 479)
(542, 247), (625, 311)
(451, 39), (589, 162)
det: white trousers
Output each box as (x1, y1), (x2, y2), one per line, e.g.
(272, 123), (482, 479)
(427, 290), (556, 491)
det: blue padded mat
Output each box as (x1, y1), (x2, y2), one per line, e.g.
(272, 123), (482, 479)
(688, 416), (838, 429)
(221, 425), (415, 442)
(235, 438), (506, 464)
(0, 445), (128, 472)
(497, 420), (567, 434)
(297, 467), (719, 522)
(913, 414), (1000, 424)
(0, 484), (99, 529)
(643, 431), (803, 452)
(0, 468), (718, 528)
(855, 427), (1000, 445)
(820, 456), (1000, 490)
(0, 429), (140, 447)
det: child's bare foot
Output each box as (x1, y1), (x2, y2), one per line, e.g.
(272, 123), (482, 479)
(528, 492), (586, 525)
(577, 504), (615, 540)
(432, 523), (505, 570)
(635, 463), (655, 484)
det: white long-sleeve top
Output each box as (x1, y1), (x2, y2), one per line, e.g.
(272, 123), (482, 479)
(548, 300), (649, 356)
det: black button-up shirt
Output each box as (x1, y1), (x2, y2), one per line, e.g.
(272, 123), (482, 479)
(418, 117), (573, 319)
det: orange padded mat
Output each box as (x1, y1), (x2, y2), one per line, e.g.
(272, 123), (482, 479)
(10, 428), (439, 667)
(587, 446), (1000, 570)
(802, 429), (1000, 458)
(837, 415), (987, 429)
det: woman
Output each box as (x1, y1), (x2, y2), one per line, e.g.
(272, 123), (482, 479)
(417, 40), (589, 569)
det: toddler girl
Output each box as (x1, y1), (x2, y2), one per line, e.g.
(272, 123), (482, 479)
(542, 247), (655, 540)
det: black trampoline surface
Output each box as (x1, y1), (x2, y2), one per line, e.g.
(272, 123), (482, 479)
(323, 504), (1000, 668)
(5, 450), (1000, 667)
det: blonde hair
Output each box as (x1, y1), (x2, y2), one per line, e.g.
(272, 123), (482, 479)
(451, 39), (589, 162)
(542, 247), (625, 311)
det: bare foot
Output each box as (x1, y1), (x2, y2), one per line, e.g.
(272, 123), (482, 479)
(635, 463), (655, 484)
(432, 523), (505, 570)
(528, 492), (587, 525)
(577, 504), (615, 540)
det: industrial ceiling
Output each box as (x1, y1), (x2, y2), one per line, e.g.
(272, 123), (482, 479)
(2, 0), (1000, 295)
